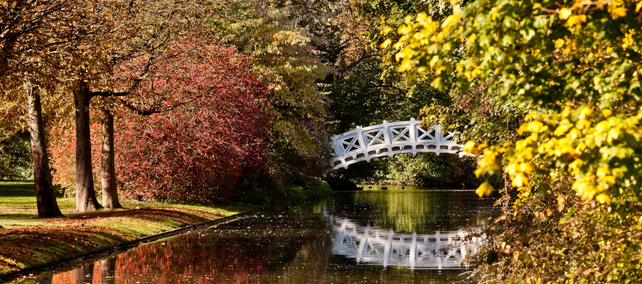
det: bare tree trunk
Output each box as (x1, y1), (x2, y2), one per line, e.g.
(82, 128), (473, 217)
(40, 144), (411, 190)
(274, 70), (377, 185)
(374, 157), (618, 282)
(74, 82), (102, 212)
(26, 80), (63, 218)
(101, 105), (122, 209)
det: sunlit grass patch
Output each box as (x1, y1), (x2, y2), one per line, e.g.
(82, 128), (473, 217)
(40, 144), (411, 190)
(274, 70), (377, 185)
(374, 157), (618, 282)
(0, 180), (254, 277)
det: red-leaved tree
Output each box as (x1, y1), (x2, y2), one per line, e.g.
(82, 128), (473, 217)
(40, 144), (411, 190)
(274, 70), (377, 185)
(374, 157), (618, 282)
(51, 38), (271, 203)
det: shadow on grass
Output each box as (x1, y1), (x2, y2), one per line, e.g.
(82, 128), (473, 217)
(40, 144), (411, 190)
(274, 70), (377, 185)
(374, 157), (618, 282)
(0, 213), (37, 219)
(64, 208), (224, 225)
(0, 224), (131, 275)
(0, 181), (35, 197)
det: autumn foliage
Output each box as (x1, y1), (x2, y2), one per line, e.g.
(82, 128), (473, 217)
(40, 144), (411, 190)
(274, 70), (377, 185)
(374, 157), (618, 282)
(50, 38), (271, 203)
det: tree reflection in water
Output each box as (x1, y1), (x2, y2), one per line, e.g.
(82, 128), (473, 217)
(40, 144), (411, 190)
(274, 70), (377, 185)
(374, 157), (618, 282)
(41, 191), (494, 283)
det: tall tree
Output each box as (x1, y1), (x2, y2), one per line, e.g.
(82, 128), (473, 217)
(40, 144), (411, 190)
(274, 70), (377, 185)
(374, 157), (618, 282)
(26, 80), (63, 217)
(100, 104), (121, 209)
(209, 0), (332, 179)
(49, 36), (271, 203)
(73, 82), (102, 211)
(0, 0), (80, 217)
(62, 0), (212, 212)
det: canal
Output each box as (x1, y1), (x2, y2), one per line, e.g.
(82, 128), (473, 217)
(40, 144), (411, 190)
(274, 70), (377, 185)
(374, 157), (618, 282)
(14, 187), (498, 283)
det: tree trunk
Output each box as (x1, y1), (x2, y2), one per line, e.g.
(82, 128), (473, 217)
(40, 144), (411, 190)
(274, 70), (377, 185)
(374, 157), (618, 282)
(100, 258), (117, 284)
(33, 273), (53, 284)
(26, 80), (63, 218)
(75, 263), (94, 284)
(74, 82), (102, 212)
(100, 105), (122, 209)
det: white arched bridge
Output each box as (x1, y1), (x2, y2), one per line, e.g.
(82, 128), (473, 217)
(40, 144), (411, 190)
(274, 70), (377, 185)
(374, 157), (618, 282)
(328, 215), (485, 270)
(330, 119), (466, 170)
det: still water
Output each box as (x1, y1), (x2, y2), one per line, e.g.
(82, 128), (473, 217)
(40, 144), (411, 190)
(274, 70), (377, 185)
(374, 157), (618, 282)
(19, 188), (498, 283)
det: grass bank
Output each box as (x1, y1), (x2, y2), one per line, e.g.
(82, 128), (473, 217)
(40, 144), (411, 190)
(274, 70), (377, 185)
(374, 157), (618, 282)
(0, 181), (255, 279)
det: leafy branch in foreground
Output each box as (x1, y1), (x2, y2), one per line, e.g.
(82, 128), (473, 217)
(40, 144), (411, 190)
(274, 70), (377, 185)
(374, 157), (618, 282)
(392, 0), (642, 281)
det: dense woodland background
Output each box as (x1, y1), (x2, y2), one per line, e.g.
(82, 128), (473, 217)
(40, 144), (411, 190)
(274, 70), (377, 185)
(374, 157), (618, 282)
(2, 0), (642, 282)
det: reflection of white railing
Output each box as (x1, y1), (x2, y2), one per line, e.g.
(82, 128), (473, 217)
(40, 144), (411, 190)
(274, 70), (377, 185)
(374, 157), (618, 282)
(329, 119), (466, 170)
(329, 216), (484, 270)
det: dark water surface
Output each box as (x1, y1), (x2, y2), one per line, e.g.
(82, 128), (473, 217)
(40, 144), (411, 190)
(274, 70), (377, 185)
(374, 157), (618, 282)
(15, 188), (498, 283)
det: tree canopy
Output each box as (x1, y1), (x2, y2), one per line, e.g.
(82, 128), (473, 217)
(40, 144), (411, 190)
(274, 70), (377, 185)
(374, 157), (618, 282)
(391, 0), (642, 281)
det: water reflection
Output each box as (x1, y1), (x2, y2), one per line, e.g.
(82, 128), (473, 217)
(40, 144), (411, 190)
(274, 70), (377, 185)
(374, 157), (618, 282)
(329, 189), (496, 233)
(330, 214), (484, 270)
(13, 190), (497, 284)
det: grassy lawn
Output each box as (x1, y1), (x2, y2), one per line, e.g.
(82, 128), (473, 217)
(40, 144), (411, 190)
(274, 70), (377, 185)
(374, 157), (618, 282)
(0, 180), (254, 278)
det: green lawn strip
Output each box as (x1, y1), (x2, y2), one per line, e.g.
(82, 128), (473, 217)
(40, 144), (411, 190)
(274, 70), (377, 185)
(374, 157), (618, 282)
(0, 181), (255, 277)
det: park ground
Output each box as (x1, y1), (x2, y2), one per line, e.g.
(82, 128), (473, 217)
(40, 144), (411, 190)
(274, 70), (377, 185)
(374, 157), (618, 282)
(0, 181), (254, 279)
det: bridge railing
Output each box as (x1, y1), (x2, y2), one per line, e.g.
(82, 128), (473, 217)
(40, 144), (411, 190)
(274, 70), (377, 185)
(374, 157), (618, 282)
(329, 215), (485, 270)
(329, 119), (466, 170)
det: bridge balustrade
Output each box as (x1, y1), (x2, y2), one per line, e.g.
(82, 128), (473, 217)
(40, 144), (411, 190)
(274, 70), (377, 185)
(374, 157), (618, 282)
(329, 216), (485, 270)
(330, 119), (466, 170)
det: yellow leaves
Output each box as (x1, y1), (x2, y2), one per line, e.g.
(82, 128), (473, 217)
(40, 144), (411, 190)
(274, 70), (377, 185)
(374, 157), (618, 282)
(608, 2), (628, 19)
(476, 181), (494, 197)
(430, 77), (443, 89)
(468, 33), (477, 44)
(441, 14), (463, 29)
(554, 119), (573, 136)
(429, 56), (440, 69)
(380, 27), (394, 35)
(398, 59), (414, 72)
(472, 106), (642, 208)
(533, 3), (542, 10)
(596, 194), (611, 204)
(520, 163), (535, 174)
(396, 46), (415, 61)
(622, 29), (636, 49)
(611, 7), (626, 19)
(504, 162), (518, 175)
(558, 7), (586, 28)
(505, 162), (535, 175)
(555, 38), (565, 48)
(512, 173), (529, 187)
(518, 121), (548, 134)
(559, 8), (573, 20)
(463, 141), (479, 156)
(475, 148), (502, 177)
(607, 128), (621, 143)
(568, 159), (585, 173)
(579, 107), (593, 118)
(380, 39), (392, 49)
(567, 15), (587, 28)
(573, 176), (602, 200)
(553, 142), (576, 157)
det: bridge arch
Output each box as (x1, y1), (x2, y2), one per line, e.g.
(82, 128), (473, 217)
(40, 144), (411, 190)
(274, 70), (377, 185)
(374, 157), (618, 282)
(329, 119), (466, 171)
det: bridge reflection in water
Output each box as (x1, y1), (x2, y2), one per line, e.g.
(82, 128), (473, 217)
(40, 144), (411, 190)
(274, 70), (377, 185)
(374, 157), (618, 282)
(328, 214), (484, 270)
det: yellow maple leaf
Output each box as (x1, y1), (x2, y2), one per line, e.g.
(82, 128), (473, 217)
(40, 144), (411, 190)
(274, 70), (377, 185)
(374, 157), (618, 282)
(596, 193), (611, 204)
(559, 8), (572, 20)
(610, 7), (627, 19)
(567, 15), (587, 28)
(555, 38), (565, 47)
(512, 173), (529, 187)
(476, 181), (494, 197)
(380, 39), (392, 49)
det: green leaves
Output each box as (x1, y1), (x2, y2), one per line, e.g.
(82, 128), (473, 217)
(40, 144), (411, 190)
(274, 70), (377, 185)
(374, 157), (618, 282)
(390, 0), (642, 281)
